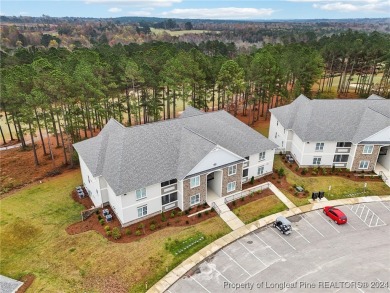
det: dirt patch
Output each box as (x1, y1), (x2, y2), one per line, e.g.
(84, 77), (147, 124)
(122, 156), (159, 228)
(16, 274), (35, 293)
(280, 156), (382, 182)
(66, 192), (218, 243)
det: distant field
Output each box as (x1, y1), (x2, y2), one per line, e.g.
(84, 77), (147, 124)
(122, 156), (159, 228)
(151, 28), (215, 36)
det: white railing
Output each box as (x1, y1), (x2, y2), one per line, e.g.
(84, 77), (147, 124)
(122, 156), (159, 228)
(224, 182), (270, 204)
(379, 171), (388, 183)
(212, 202), (221, 215)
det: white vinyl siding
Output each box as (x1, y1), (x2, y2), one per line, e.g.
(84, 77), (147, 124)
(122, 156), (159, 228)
(137, 206), (147, 218)
(363, 145), (373, 154)
(190, 194), (200, 206)
(227, 181), (236, 192)
(228, 164), (237, 176)
(190, 176), (200, 188)
(136, 188), (146, 200)
(359, 160), (369, 169)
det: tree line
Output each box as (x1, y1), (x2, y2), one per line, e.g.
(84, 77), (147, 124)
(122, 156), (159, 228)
(1, 30), (389, 169)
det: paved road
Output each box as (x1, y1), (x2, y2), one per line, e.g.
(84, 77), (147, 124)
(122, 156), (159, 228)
(169, 202), (390, 293)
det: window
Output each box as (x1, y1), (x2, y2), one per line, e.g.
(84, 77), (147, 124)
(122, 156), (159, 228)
(313, 157), (322, 165)
(227, 181), (236, 192)
(277, 121), (279, 126)
(275, 132), (278, 139)
(259, 152), (266, 161)
(363, 145), (374, 154)
(228, 165), (237, 176)
(359, 160), (369, 169)
(336, 142), (352, 147)
(315, 143), (324, 151)
(161, 179), (177, 187)
(190, 176), (200, 188)
(333, 155), (349, 162)
(257, 166), (264, 175)
(137, 206), (147, 218)
(190, 194), (200, 206)
(161, 192), (178, 205)
(242, 169), (248, 177)
(245, 156), (249, 161)
(136, 188), (146, 200)
(282, 141), (284, 147)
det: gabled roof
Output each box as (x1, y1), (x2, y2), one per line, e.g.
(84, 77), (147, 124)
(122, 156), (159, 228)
(269, 94), (390, 144)
(74, 108), (277, 195)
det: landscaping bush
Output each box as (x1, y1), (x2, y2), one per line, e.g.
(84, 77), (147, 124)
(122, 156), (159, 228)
(232, 200), (236, 206)
(97, 215), (102, 220)
(106, 230), (112, 237)
(125, 229), (131, 236)
(322, 168), (327, 175)
(210, 207), (215, 213)
(250, 192), (254, 198)
(205, 210), (209, 215)
(112, 227), (122, 240)
(197, 212), (202, 218)
(185, 209), (190, 215)
(150, 220), (156, 225)
(99, 219), (104, 225)
(203, 202), (207, 208)
(278, 168), (285, 178)
(161, 213), (167, 222)
(250, 176), (254, 185)
(150, 224), (156, 231)
(185, 220), (189, 225)
(170, 211), (175, 218)
(295, 167), (299, 172)
(241, 197), (245, 202)
(135, 230), (141, 236)
(177, 211), (183, 216)
(95, 210), (99, 215)
(104, 225), (110, 232)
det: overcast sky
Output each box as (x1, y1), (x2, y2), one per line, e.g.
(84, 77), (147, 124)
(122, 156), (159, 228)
(1, 0), (389, 20)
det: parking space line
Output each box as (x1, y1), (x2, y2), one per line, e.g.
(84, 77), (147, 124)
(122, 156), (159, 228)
(300, 215), (325, 237)
(369, 213), (374, 226)
(243, 264), (270, 282)
(269, 227), (296, 250)
(347, 222), (357, 230)
(221, 249), (251, 277)
(349, 204), (386, 227)
(251, 232), (282, 257)
(380, 201), (390, 212)
(190, 276), (211, 293)
(295, 230), (310, 243)
(315, 210), (340, 233)
(212, 266), (232, 284)
(238, 240), (267, 267)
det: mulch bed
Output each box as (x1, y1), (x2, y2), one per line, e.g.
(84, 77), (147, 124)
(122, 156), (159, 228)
(16, 274), (35, 293)
(66, 192), (218, 243)
(280, 156), (382, 182)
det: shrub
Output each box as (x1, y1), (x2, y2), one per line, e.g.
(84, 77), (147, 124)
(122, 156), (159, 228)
(125, 229), (131, 236)
(170, 211), (175, 218)
(106, 231), (112, 237)
(185, 220), (189, 225)
(295, 167), (299, 172)
(203, 202), (207, 208)
(161, 213), (167, 222)
(177, 211), (183, 216)
(250, 192), (254, 198)
(241, 197), (245, 202)
(97, 215), (102, 220)
(99, 219), (105, 225)
(311, 171), (318, 175)
(104, 225), (110, 232)
(150, 220), (156, 225)
(197, 212), (202, 218)
(95, 210), (99, 215)
(138, 223), (145, 230)
(185, 209), (190, 215)
(156, 224), (161, 229)
(346, 168), (350, 173)
(210, 207), (215, 213)
(112, 227), (122, 240)
(322, 168), (327, 175)
(135, 230), (141, 236)
(205, 210), (209, 215)
(150, 224), (156, 231)
(278, 168), (285, 178)
(250, 176), (254, 185)
(232, 200), (236, 206)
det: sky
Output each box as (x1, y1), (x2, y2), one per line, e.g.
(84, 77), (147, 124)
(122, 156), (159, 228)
(1, 0), (389, 20)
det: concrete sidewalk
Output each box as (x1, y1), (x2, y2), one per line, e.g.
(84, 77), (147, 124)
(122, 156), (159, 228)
(268, 182), (296, 209)
(147, 194), (390, 293)
(211, 197), (244, 230)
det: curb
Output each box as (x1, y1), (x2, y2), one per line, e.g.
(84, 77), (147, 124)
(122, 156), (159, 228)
(147, 195), (390, 293)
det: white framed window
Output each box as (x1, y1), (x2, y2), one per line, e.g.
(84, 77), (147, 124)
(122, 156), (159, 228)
(313, 157), (322, 165)
(259, 151), (266, 161)
(190, 176), (200, 188)
(277, 121), (279, 126)
(190, 194), (200, 206)
(136, 188), (146, 200)
(228, 164), (237, 176)
(315, 143), (324, 151)
(363, 145), (373, 154)
(359, 160), (369, 169)
(227, 181), (236, 192)
(257, 166), (264, 175)
(137, 206), (147, 218)
(275, 132), (277, 139)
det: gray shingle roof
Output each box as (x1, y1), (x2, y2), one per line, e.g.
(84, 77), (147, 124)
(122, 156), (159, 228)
(269, 94), (390, 144)
(74, 108), (277, 195)
(0, 275), (23, 293)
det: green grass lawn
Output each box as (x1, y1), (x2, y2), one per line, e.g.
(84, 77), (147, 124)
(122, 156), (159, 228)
(274, 156), (390, 203)
(0, 170), (231, 292)
(233, 195), (287, 224)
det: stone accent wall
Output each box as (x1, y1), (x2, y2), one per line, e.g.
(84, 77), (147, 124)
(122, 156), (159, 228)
(182, 174), (207, 211)
(351, 145), (381, 171)
(221, 163), (243, 197)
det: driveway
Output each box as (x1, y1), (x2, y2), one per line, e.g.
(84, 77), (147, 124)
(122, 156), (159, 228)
(169, 202), (390, 293)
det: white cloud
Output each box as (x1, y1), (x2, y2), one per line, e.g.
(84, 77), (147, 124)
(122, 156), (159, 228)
(312, 0), (389, 12)
(161, 7), (275, 19)
(86, 0), (181, 7)
(108, 7), (122, 12)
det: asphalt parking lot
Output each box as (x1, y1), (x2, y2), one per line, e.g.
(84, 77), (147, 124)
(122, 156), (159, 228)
(168, 202), (390, 293)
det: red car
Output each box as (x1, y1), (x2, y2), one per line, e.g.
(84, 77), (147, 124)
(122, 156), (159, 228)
(323, 206), (347, 225)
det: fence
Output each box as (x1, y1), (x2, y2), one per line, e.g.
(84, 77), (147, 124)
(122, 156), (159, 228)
(212, 202), (221, 215)
(224, 182), (270, 204)
(379, 171), (388, 184)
